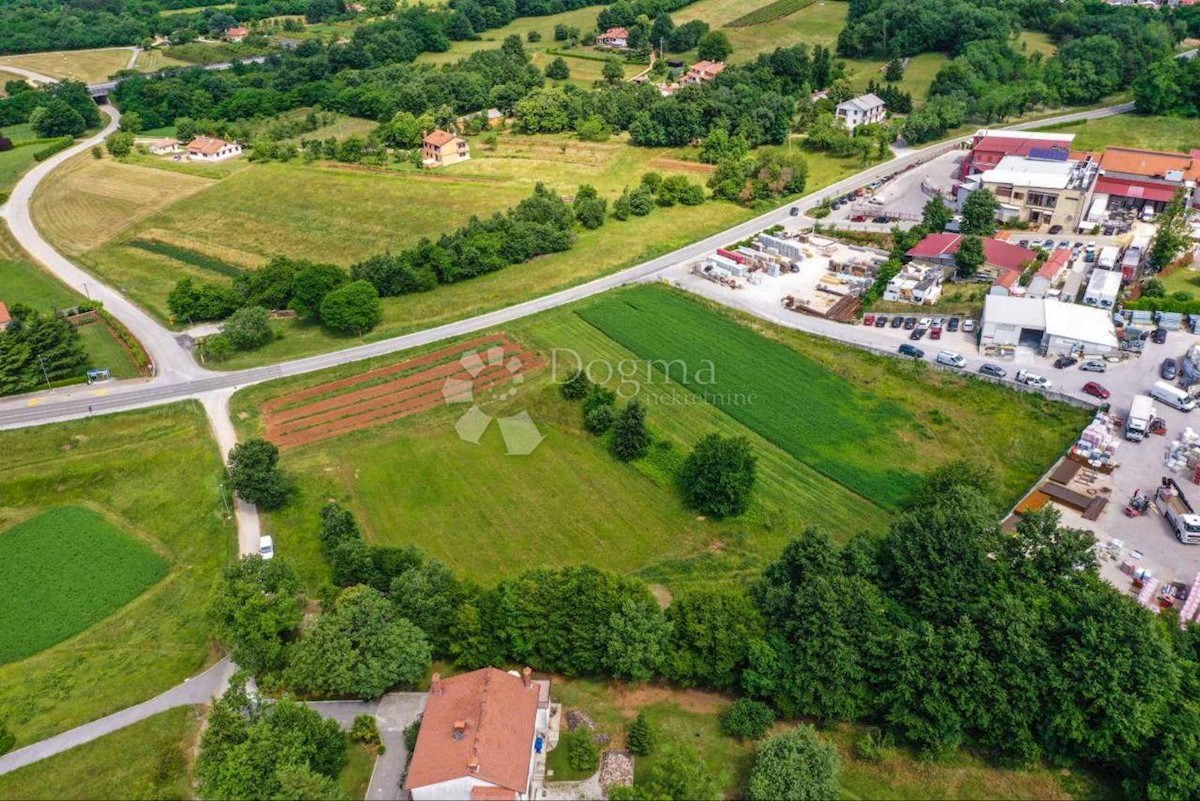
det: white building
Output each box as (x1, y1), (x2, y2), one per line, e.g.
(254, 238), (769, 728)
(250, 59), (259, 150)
(406, 668), (552, 801)
(835, 93), (886, 132)
(148, 138), (181, 155)
(980, 295), (1119, 356)
(883, 264), (943, 305)
(186, 136), (242, 162)
(1083, 268), (1123, 309)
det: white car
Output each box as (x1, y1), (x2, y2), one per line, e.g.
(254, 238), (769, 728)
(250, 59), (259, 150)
(962, 319), (976, 333)
(1079, 360), (1107, 373)
(1022, 373), (1052, 389)
(918, 317), (932, 328)
(259, 535), (275, 560)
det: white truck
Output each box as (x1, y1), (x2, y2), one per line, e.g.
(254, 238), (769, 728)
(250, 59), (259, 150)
(1126, 395), (1156, 442)
(1097, 245), (1120, 271)
(1156, 478), (1200, 545)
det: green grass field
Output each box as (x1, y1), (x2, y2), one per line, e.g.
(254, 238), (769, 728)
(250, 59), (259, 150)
(0, 506), (168, 664)
(0, 404), (233, 745)
(0, 48), (133, 84)
(0, 123), (49, 195)
(1034, 114), (1200, 155)
(0, 707), (199, 800)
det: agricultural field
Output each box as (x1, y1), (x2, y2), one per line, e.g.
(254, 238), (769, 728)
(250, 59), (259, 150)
(232, 285), (1082, 592)
(551, 678), (1116, 799)
(0, 707), (200, 801)
(0, 404), (233, 745)
(0, 48), (134, 84)
(0, 506), (168, 664)
(0, 226), (143, 379)
(1035, 114), (1200, 156)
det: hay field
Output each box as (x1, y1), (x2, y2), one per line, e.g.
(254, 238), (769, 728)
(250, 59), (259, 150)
(0, 48), (134, 83)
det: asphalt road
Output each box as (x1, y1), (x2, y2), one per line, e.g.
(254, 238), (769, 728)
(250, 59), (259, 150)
(0, 102), (1135, 432)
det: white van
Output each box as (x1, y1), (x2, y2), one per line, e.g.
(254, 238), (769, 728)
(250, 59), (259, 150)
(936, 351), (966, 368)
(1151, 380), (1196, 412)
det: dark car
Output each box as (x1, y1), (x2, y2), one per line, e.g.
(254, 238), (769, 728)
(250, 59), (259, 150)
(874, 315), (887, 327)
(890, 315), (904, 328)
(1018, 239), (1030, 248)
(947, 317), (960, 332)
(1163, 358), (1179, 380)
(898, 344), (924, 359)
(872, 215), (890, 223)
(1153, 328), (1168, 344)
(910, 327), (927, 340)
(789, 206), (800, 217)
(1048, 224), (1063, 234)
(1082, 381), (1111, 400)
(979, 363), (1007, 378)
(903, 317), (917, 329)
(1054, 355), (1079, 369)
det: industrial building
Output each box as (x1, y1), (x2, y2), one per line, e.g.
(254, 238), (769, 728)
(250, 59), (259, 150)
(980, 295), (1119, 356)
(972, 151), (1098, 228)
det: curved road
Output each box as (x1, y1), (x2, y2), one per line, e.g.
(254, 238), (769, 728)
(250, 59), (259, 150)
(0, 101), (1135, 432)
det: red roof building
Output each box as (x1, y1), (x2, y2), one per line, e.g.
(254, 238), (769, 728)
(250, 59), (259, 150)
(0, 301), (10, 331)
(907, 233), (1038, 273)
(406, 668), (549, 801)
(958, 130), (1076, 180)
(224, 26), (248, 41)
(1095, 147), (1200, 212)
(597, 27), (629, 48)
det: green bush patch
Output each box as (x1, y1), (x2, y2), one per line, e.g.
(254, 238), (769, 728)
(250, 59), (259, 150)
(127, 239), (246, 279)
(0, 506), (168, 664)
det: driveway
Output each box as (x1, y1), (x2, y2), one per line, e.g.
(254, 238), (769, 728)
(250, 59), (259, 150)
(310, 693), (427, 801)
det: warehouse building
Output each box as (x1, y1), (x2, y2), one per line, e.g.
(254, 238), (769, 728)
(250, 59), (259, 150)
(980, 295), (1119, 356)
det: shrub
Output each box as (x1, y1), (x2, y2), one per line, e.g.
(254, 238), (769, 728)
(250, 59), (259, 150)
(351, 714), (382, 747)
(720, 698), (776, 739)
(583, 386), (617, 433)
(560, 368), (591, 401)
(747, 726), (839, 801)
(0, 722), (14, 756)
(221, 305), (273, 350)
(610, 400), (650, 461)
(627, 711), (654, 756)
(566, 729), (600, 772)
(32, 136), (74, 162)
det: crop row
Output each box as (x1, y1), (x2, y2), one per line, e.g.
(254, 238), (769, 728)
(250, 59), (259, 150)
(725, 0), (817, 28)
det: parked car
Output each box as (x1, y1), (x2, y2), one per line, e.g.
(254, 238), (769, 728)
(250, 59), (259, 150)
(931, 317), (944, 327)
(1079, 360), (1107, 373)
(898, 344), (925, 359)
(962, 319), (976, 333)
(910, 327), (926, 340)
(1082, 381), (1111, 400)
(1048, 224), (1063, 234)
(1053, 356), (1079, 369)
(979, 363), (1007, 378)
(947, 317), (960, 332)
(890, 315), (904, 328)
(872, 215), (890, 223)
(851, 214), (867, 222)
(1162, 358), (1179, 380)
(937, 350), (966, 368)
(1018, 239), (1030, 248)
(917, 317), (932, 328)
(259, 535), (275, 560)
(864, 314), (876, 326)
(1153, 328), (1168, 344)
(930, 327), (942, 340)
(903, 317), (917, 329)
(1057, 241), (1072, 249)
(874, 315), (887, 327)
(1017, 370), (1053, 389)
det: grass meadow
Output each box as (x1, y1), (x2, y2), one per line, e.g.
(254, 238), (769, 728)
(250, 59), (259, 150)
(0, 48), (134, 84)
(0, 707), (200, 800)
(0, 506), (168, 664)
(0, 404), (233, 745)
(1034, 114), (1200, 155)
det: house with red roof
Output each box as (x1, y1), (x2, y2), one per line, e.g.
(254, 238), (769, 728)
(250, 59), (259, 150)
(958, 130), (1076, 181)
(680, 60), (726, 86)
(0, 301), (10, 332)
(989, 267), (1022, 297)
(1094, 147), (1200, 215)
(907, 233), (1038, 276)
(186, 136), (242, 162)
(224, 26), (249, 42)
(597, 27), (629, 48)
(1026, 248), (1073, 299)
(406, 668), (553, 801)
(422, 129), (470, 168)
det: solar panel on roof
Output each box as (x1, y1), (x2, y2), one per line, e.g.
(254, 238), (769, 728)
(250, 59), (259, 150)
(1028, 147), (1069, 162)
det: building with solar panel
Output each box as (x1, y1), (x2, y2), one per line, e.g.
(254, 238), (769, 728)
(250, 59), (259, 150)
(968, 148), (1099, 230)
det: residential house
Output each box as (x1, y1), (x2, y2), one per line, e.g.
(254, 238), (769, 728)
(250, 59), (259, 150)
(883, 264), (944, 305)
(0, 301), (10, 332)
(422, 129), (470, 168)
(834, 93), (886, 132)
(958, 130), (1076, 181)
(406, 667), (553, 801)
(596, 27), (629, 48)
(989, 268), (1022, 297)
(679, 60), (725, 86)
(186, 136), (242, 162)
(1026, 248), (1072, 299)
(224, 26), (249, 42)
(149, 138), (182, 155)
(1094, 146), (1200, 214)
(906, 233), (1038, 279)
(969, 151), (1097, 229)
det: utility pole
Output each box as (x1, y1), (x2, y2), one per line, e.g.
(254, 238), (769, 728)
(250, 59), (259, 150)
(37, 353), (52, 389)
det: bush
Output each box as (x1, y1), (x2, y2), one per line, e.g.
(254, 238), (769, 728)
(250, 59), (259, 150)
(351, 714), (382, 747)
(319, 280), (382, 335)
(566, 729), (600, 773)
(560, 368), (591, 401)
(0, 722), (14, 756)
(610, 400), (650, 461)
(747, 726), (839, 801)
(221, 305), (273, 350)
(583, 386), (617, 433)
(719, 698), (776, 739)
(32, 136), (74, 162)
(105, 131), (135, 157)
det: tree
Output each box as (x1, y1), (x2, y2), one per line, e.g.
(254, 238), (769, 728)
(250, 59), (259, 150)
(560, 368), (591, 400)
(921, 196), (953, 232)
(286, 585), (432, 699)
(954, 235), (985, 279)
(290, 263), (348, 320)
(391, 558), (469, 656)
(602, 57), (625, 84)
(1149, 192), (1190, 271)
(747, 727), (839, 801)
(275, 764), (344, 800)
(545, 56), (570, 80)
(680, 434), (756, 517)
(1143, 278), (1167, 298)
(610, 400), (650, 461)
(566, 728), (600, 772)
(583, 386), (617, 433)
(960, 188), (999, 235)
(226, 438), (293, 510)
(697, 31), (733, 62)
(627, 712), (655, 756)
(575, 196), (608, 229)
(105, 131), (135, 157)
(119, 110), (142, 133)
(609, 741), (721, 801)
(604, 597), (670, 680)
(719, 698), (776, 739)
(29, 99), (86, 138)
(320, 280), (382, 335)
(220, 305), (273, 350)
(208, 556), (303, 675)
(527, 30), (542, 42)
(884, 58), (905, 82)
(666, 587), (764, 690)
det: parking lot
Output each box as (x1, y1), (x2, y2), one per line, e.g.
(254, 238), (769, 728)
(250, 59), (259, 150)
(816, 149), (964, 233)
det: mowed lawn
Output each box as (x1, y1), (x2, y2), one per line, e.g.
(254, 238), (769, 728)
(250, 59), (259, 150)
(0, 404), (233, 745)
(0, 707), (200, 801)
(1035, 114), (1200, 155)
(0, 506), (168, 664)
(0, 48), (133, 83)
(0, 122), (48, 194)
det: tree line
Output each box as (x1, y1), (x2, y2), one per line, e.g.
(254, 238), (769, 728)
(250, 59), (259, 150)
(0, 304), (88, 396)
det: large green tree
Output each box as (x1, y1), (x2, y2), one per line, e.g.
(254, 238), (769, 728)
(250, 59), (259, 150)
(747, 726), (839, 801)
(680, 434), (756, 517)
(208, 556), (303, 676)
(319, 280), (382, 335)
(226, 438), (293, 510)
(960, 188), (999, 235)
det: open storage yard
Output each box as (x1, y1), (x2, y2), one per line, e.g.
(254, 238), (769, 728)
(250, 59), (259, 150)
(0, 404), (233, 745)
(233, 284), (1084, 592)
